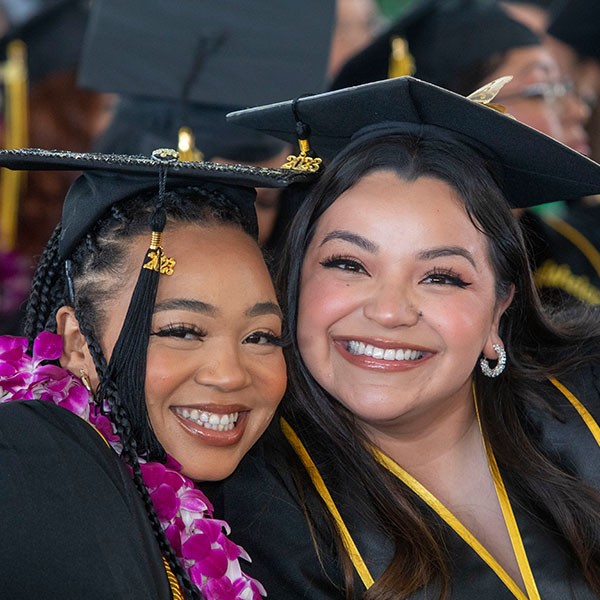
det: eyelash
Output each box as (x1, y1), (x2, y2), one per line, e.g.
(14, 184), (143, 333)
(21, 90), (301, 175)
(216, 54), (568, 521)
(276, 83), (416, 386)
(422, 268), (471, 288)
(151, 323), (206, 340)
(320, 256), (471, 288)
(320, 254), (366, 273)
(243, 331), (286, 347)
(150, 324), (286, 346)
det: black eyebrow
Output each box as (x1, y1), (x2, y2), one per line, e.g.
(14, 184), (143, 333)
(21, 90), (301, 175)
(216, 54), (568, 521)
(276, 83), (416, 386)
(417, 246), (477, 269)
(319, 230), (379, 253)
(246, 302), (283, 320)
(153, 298), (282, 320)
(154, 299), (217, 316)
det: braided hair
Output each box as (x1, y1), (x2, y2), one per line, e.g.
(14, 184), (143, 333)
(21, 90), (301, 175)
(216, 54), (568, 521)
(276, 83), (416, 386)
(24, 185), (255, 600)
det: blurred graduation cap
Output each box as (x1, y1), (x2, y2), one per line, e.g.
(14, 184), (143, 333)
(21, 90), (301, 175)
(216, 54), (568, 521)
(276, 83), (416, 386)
(77, 0), (335, 162)
(226, 76), (600, 208)
(548, 0), (600, 61)
(0, 147), (316, 258)
(79, 0), (334, 107)
(92, 97), (291, 163)
(0, 0), (89, 85)
(330, 0), (540, 93)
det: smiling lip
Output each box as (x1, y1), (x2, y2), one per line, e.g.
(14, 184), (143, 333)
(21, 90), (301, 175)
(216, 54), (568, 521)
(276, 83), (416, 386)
(334, 338), (432, 371)
(171, 405), (248, 447)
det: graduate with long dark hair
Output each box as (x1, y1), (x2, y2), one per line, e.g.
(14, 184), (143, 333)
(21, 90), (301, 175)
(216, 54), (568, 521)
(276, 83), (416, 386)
(207, 76), (600, 599)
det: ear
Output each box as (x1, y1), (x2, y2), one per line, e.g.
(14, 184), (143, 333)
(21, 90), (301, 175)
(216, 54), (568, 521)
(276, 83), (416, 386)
(483, 284), (515, 357)
(55, 306), (98, 385)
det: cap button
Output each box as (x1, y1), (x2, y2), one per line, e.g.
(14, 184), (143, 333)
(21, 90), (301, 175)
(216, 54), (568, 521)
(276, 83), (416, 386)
(151, 148), (180, 162)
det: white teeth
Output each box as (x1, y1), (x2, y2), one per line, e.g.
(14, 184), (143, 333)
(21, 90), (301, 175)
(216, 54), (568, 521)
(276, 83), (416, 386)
(173, 407), (239, 431)
(372, 347), (385, 359)
(347, 340), (424, 361)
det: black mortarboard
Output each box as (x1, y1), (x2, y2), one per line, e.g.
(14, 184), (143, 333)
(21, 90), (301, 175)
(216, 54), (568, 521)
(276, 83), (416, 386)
(227, 76), (600, 208)
(547, 0), (600, 61)
(0, 148), (315, 258)
(78, 0), (335, 108)
(0, 0), (89, 84)
(330, 0), (540, 92)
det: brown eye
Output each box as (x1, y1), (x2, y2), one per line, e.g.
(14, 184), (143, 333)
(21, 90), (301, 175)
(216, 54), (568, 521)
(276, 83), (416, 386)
(320, 256), (367, 273)
(243, 331), (285, 346)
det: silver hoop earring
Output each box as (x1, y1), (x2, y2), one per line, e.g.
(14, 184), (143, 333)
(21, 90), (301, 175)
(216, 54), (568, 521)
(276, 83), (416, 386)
(479, 343), (507, 378)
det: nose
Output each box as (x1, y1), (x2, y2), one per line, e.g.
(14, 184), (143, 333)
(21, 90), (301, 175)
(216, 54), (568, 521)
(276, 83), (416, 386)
(194, 343), (252, 392)
(363, 283), (421, 328)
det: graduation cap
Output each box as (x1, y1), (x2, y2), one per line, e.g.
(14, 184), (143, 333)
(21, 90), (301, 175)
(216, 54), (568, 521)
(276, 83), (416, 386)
(330, 0), (540, 93)
(0, 0), (89, 85)
(226, 76), (600, 208)
(78, 0), (334, 162)
(0, 147), (315, 258)
(78, 0), (335, 108)
(92, 97), (290, 163)
(547, 0), (600, 61)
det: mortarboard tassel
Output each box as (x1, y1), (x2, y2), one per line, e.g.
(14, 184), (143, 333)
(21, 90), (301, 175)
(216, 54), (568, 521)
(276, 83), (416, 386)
(281, 97), (322, 173)
(103, 149), (178, 459)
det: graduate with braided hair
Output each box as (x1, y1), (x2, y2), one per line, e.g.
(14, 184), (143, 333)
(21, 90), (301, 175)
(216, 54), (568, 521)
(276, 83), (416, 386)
(0, 148), (314, 599)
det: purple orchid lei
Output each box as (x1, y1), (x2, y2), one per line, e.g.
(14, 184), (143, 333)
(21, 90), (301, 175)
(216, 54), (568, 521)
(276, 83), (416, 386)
(0, 331), (266, 600)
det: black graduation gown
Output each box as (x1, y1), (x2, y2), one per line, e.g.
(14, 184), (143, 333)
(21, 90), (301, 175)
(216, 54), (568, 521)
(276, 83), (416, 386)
(0, 400), (172, 600)
(205, 369), (600, 599)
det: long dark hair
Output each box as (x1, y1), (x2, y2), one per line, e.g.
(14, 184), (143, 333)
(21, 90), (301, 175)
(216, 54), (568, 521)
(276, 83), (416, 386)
(24, 185), (255, 600)
(278, 134), (600, 599)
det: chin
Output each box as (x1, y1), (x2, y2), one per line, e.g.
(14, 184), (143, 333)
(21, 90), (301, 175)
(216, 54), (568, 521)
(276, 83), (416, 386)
(181, 463), (237, 483)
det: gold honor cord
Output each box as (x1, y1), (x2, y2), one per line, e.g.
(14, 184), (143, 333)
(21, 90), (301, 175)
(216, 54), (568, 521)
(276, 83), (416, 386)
(545, 218), (600, 277)
(474, 396), (540, 600)
(280, 417), (375, 589)
(373, 447), (532, 600)
(549, 377), (600, 445)
(162, 556), (184, 600)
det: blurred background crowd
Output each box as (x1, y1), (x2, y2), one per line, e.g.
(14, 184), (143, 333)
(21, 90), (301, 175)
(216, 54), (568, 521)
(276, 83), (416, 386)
(0, 0), (599, 335)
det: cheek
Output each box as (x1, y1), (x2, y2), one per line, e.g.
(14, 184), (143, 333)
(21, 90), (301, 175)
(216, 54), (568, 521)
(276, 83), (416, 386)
(143, 351), (188, 411)
(297, 275), (358, 346)
(255, 353), (287, 406)
(427, 295), (496, 350)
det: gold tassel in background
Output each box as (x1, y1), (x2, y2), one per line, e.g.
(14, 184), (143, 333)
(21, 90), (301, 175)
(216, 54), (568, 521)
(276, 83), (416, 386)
(177, 126), (203, 162)
(388, 36), (416, 80)
(0, 39), (29, 252)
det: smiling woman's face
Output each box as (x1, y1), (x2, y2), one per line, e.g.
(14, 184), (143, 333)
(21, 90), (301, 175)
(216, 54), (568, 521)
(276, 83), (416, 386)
(297, 171), (512, 445)
(93, 223), (287, 481)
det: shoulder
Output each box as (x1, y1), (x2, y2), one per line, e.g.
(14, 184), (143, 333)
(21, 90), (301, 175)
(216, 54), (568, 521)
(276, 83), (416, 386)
(530, 364), (600, 487)
(210, 419), (309, 533)
(0, 399), (124, 482)
(0, 400), (171, 599)
(204, 419), (346, 599)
